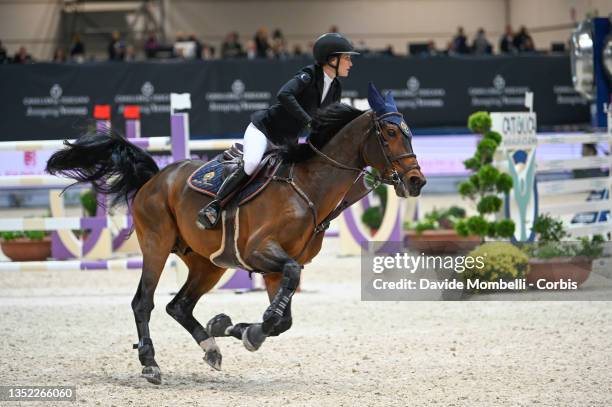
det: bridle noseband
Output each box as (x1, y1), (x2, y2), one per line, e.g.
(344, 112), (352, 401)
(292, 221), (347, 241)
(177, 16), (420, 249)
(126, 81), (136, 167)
(307, 111), (421, 188)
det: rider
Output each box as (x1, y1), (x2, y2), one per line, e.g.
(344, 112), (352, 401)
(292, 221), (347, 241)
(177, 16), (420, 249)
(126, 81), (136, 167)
(197, 32), (359, 229)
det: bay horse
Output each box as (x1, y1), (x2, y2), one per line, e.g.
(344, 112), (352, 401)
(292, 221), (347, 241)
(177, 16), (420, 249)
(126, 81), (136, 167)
(46, 83), (426, 384)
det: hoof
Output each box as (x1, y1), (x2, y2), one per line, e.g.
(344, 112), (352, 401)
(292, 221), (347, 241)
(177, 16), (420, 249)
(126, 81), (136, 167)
(200, 338), (222, 371)
(242, 323), (266, 352)
(206, 313), (233, 337)
(141, 365), (162, 385)
(203, 347), (223, 371)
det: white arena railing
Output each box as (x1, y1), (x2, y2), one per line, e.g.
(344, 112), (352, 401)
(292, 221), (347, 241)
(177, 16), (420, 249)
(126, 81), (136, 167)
(535, 132), (612, 237)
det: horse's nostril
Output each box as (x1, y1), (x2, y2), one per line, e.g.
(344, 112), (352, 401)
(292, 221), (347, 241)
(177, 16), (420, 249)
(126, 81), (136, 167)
(410, 176), (426, 188)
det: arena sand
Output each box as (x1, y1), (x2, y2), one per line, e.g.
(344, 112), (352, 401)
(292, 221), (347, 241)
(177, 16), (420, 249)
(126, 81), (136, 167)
(1, 239), (611, 407)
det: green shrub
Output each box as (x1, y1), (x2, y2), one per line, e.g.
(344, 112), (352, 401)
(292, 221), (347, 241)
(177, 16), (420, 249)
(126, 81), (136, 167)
(466, 216), (489, 236)
(495, 173), (513, 193)
(476, 196), (502, 214)
(455, 111), (515, 241)
(80, 189), (97, 217)
(407, 206), (467, 234)
(467, 111), (492, 134)
(524, 214), (605, 259)
(495, 219), (516, 239)
(0, 230), (49, 241)
(362, 207), (383, 229)
(484, 130), (502, 145)
(464, 242), (529, 283)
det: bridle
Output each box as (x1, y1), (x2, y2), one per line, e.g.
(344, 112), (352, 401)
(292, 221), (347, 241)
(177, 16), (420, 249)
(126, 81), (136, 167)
(284, 111), (422, 260)
(307, 111), (421, 189)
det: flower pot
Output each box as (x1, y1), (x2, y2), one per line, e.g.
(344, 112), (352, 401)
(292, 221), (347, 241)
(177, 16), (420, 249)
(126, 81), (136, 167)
(527, 256), (592, 288)
(404, 230), (480, 255)
(1, 237), (52, 261)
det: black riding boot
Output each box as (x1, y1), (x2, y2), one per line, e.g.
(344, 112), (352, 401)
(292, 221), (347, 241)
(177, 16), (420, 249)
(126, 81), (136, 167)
(196, 166), (249, 229)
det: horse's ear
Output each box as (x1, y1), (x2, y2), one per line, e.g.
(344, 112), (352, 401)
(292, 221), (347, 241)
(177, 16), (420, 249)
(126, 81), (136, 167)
(384, 91), (398, 111)
(367, 82), (385, 113)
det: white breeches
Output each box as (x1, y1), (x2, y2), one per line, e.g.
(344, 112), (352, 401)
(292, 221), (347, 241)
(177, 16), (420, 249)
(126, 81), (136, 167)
(243, 123), (272, 175)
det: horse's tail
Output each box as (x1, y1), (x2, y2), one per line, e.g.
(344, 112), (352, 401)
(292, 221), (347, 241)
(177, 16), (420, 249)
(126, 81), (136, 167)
(46, 127), (159, 208)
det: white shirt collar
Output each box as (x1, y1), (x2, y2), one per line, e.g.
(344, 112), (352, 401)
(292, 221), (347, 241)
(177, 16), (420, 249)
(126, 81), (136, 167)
(321, 72), (334, 102)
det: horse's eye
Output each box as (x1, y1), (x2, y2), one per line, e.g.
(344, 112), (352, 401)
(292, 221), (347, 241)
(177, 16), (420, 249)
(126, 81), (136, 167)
(387, 129), (396, 137)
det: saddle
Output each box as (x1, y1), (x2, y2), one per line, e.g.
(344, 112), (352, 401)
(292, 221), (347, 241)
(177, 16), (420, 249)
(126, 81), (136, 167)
(188, 143), (282, 206)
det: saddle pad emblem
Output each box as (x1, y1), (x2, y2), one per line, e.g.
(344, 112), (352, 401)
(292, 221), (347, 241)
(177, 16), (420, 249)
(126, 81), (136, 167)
(202, 171), (215, 184)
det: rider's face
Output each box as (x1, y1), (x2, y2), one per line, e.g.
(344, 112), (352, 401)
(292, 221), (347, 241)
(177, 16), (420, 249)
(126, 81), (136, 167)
(337, 54), (353, 77)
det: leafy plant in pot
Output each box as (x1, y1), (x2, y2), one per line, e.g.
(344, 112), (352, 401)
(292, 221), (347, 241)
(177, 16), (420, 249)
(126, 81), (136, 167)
(360, 182), (387, 236)
(404, 206), (479, 254)
(360, 171), (387, 236)
(454, 111), (516, 243)
(523, 214), (605, 287)
(0, 229), (52, 261)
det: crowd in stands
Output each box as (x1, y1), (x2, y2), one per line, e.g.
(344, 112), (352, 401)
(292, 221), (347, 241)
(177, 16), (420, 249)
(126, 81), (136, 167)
(0, 24), (544, 64)
(445, 25), (535, 55)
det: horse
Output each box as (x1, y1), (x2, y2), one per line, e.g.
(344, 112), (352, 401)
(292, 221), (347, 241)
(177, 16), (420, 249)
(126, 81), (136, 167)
(46, 83), (426, 384)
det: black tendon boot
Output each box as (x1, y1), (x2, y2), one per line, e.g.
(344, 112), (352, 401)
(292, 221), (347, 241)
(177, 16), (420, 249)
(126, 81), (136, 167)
(196, 166), (249, 229)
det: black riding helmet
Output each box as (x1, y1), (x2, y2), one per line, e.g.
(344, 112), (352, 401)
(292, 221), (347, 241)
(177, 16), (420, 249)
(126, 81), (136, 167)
(313, 33), (360, 68)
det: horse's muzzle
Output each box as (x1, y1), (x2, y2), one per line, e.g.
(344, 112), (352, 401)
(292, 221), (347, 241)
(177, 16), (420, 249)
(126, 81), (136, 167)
(407, 174), (426, 196)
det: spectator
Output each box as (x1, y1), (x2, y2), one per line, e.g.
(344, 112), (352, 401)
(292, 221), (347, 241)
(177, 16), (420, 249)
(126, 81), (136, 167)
(254, 27), (271, 58)
(355, 40), (370, 55)
(292, 44), (304, 57)
(125, 45), (136, 61)
(271, 29), (289, 59)
(108, 31), (126, 61)
(53, 47), (67, 63)
(202, 43), (215, 60)
(221, 31), (243, 58)
(144, 32), (158, 59)
(12, 46), (32, 64)
(245, 40), (257, 59)
(381, 44), (395, 57)
(188, 33), (203, 59)
(472, 28), (492, 54)
(513, 26), (535, 52)
(499, 25), (516, 54)
(450, 27), (469, 54)
(69, 34), (86, 62)
(426, 40), (439, 56)
(174, 32), (198, 59)
(0, 40), (7, 64)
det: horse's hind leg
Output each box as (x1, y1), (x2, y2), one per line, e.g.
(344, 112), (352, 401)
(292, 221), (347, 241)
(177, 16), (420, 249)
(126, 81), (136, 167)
(131, 209), (176, 385)
(166, 252), (227, 370)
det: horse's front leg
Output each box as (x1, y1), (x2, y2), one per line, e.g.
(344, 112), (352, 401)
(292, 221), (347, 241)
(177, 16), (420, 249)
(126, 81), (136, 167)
(206, 241), (299, 349)
(219, 272), (292, 341)
(261, 272), (293, 336)
(240, 242), (300, 351)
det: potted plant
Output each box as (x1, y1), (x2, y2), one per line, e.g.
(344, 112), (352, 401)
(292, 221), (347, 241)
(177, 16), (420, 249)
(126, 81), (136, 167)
(360, 173), (387, 236)
(454, 111), (516, 242)
(404, 206), (479, 254)
(73, 188), (97, 240)
(463, 241), (530, 291)
(80, 188), (97, 217)
(1, 229), (52, 261)
(523, 214), (604, 287)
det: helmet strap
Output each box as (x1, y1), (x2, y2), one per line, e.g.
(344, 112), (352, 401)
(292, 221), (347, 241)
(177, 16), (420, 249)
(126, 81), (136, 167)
(327, 55), (340, 76)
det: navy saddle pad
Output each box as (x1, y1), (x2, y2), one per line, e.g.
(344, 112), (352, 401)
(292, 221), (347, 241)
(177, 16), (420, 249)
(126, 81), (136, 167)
(187, 152), (280, 206)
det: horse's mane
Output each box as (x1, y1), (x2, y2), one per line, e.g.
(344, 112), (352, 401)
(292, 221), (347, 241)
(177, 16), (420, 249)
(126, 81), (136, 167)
(280, 103), (364, 163)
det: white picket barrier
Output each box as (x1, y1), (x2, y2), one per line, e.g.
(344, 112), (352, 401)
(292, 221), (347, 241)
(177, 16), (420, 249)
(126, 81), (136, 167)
(536, 132), (612, 237)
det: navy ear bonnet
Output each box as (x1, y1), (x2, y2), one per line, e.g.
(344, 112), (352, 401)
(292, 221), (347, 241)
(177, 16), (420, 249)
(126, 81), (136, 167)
(367, 82), (412, 137)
